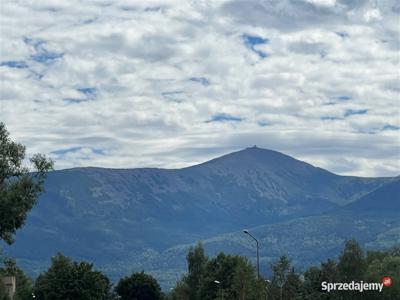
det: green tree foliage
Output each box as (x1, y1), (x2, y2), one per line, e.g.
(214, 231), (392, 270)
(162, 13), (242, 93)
(301, 241), (400, 300)
(320, 259), (339, 284)
(0, 258), (33, 300)
(169, 280), (190, 300)
(171, 240), (399, 300)
(0, 122), (53, 244)
(363, 250), (400, 299)
(302, 258), (341, 300)
(199, 253), (258, 300)
(171, 243), (262, 300)
(303, 266), (322, 299)
(34, 254), (111, 300)
(283, 269), (303, 299)
(337, 239), (366, 281)
(268, 255), (303, 300)
(186, 242), (208, 300)
(115, 271), (163, 300)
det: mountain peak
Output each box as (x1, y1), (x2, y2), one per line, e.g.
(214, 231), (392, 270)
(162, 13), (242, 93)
(209, 146), (298, 164)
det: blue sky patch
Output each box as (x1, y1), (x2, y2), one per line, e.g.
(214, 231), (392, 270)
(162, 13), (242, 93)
(28, 70), (44, 80)
(24, 37), (64, 64)
(144, 6), (163, 12)
(64, 98), (87, 104)
(32, 51), (64, 64)
(338, 96), (352, 101)
(52, 147), (83, 156)
(383, 124), (400, 131)
(161, 91), (185, 102)
(344, 109), (368, 117)
(83, 18), (96, 24)
(77, 87), (97, 99)
(206, 113), (244, 123)
(321, 116), (343, 121)
(243, 34), (269, 58)
(65, 87), (97, 103)
(52, 146), (105, 157)
(325, 95), (352, 105)
(189, 77), (210, 86)
(258, 120), (268, 127)
(0, 61), (29, 69)
(92, 148), (106, 155)
(335, 32), (349, 38)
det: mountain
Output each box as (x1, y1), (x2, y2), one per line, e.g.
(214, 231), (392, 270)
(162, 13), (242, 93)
(140, 178), (400, 287)
(344, 177), (400, 213)
(2, 147), (396, 288)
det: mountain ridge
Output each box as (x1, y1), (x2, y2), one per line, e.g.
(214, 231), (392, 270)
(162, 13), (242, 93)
(53, 146), (396, 180)
(3, 147), (397, 289)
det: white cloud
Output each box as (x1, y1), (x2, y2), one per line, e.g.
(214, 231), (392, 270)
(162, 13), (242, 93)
(0, 0), (399, 177)
(363, 8), (382, 22)
(304, 0), (337, 8)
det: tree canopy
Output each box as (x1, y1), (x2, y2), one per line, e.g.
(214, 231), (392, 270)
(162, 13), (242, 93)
(171, 243), (263, 300)
(0, 122), (53, 244)
(169, 240), (400, 300)
(115, 271), (163, 300)
(34, 254), (112, 300)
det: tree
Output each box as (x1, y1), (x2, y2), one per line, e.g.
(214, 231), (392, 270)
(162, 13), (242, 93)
(337, 239), (366, 281)
(34, 254), (112, 300)
(172, 245), (262, 300)
(303, 259), (340, 300)
(185, 243), (207, 300)
(269, 255), (291, 300)
(303, 266), (323, 299)
(0, 122), (53, 244)
(199, 253), (258, 300)
(231, 258), (258, 300)
(364, 253), (400, 299)
(283, 268), (304, 299)
(320, 259), (338, 284)
(170, 280), (190, 300)
(115, 271), (163, 300)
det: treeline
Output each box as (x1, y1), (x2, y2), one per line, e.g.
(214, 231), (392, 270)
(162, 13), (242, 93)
(170, 239), (399, 300)
(0, 254), (163, 300)
(1, 239), (399, 300)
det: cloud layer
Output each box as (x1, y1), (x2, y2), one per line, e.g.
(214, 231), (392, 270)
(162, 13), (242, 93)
(1, 0), (399, 176)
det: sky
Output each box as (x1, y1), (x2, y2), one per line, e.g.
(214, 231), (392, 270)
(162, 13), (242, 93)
(0, 0), (399, 177)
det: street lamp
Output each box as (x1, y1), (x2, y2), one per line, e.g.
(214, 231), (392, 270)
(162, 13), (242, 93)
(243, 229), (260, 279)
(214, 280), (224, 300)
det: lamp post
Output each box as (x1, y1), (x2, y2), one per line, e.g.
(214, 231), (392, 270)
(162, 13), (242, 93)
(243, 229), (259, 279)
